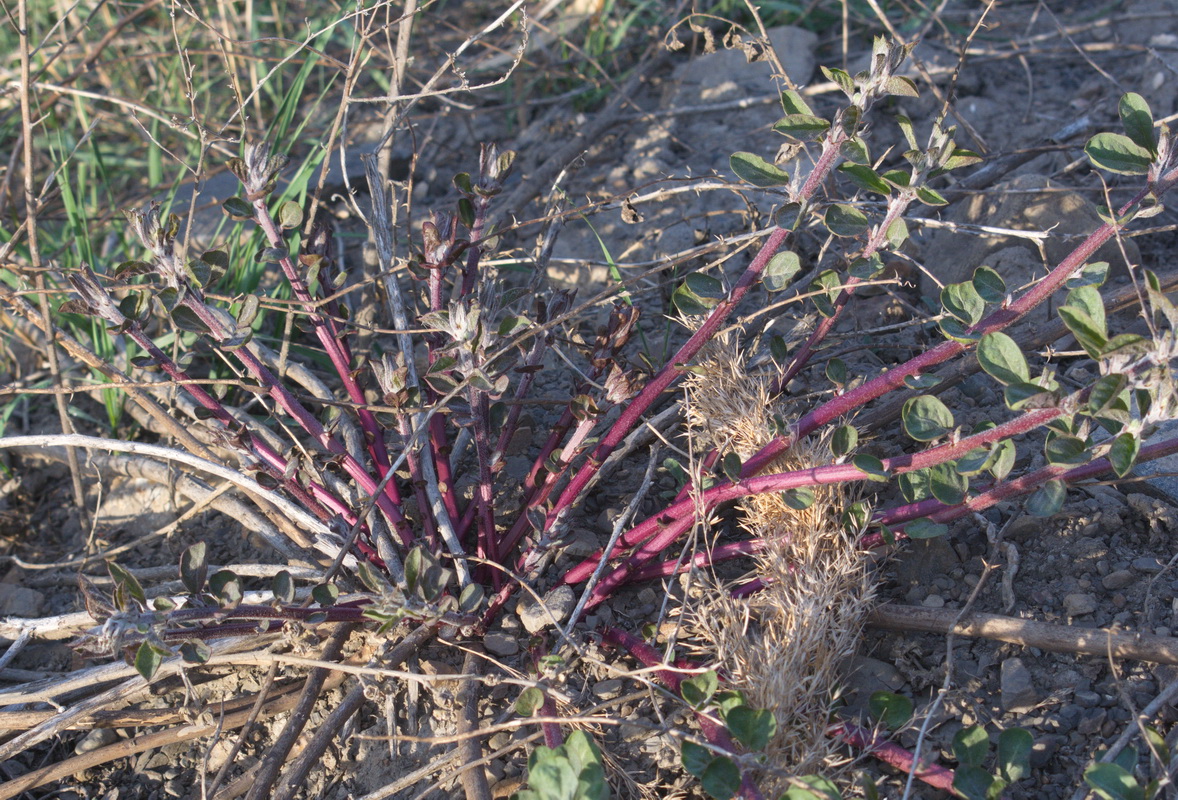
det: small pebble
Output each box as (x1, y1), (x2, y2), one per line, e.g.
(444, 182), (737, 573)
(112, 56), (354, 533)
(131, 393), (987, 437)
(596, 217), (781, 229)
(484, 633), (520, 657)
(1102, 570), (1134, 591)
(922, 594), (946, 609)
(1063, 593), (1097, 617)
(517, 585), (576, 634)
(1074, 690), (1101, 708)
(592, 679), (624, 700)
(74, 728), (119, 755)
(1133, 556), (1166, 574)
(1001, 657), (1039, 713)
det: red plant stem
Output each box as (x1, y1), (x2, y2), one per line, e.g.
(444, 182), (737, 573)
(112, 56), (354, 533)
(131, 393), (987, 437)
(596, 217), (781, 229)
(495, 414), (599, 558)
(535, 129), (852, 551)
(251, 198), (395, 474)
(774, 196), (914, 393)
(429, 414), (461, 526)
(860, 432), (1178, 548)
(625, 537), (776, 584)
(602, 627), (765, 800)
(832, 723), (956, 793)
(741, 183), (1158, 479)
(541, 229), (796, 535)
(117, 324), (383, 526)
(180, 293), (415, 545)
(529, 643), (564, 749)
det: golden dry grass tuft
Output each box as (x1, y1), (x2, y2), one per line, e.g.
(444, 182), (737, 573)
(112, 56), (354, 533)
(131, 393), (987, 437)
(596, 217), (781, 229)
(681, 333), (875, 791)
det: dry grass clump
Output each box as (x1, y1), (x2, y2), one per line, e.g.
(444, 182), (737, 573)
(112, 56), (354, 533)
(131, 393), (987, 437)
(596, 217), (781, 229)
(681, 334), (874, 790)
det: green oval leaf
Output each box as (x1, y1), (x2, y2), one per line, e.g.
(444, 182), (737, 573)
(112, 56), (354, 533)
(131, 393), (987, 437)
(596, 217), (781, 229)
(1119, 92), (1156, 155)
(905, 518), (949, 539)
(135, 641), (164, 681)
(998, 727), (1033, 783)
(681, 670), (719, 709)
(929, 461), (968, 505)
(1109, 432), (1140, 478)
(730, 152), (791, 187)
(1086, 132), (1153, 175)
(972, 266), (1006, 303)
(868, 691), (913, 730)
(772, 114), (830, 141)
(852, 454), (889, 481)
(782, 487), (816, 510)
(953, 724), (990, 768)
(832, 425), (858, 457)
(838, 163), (890, 195)
(1027, 479), (1067, 517)
(902, 395), (954, 441)
(763, 251), (801, 292)
(824, 204), (869, 237)
(725, 706), (777, 751)
(700, 756), (742, 800)
(1084, 762), (1145, 800)
(1045, 434), (1089, 465)
(977, 332), (1030, 385)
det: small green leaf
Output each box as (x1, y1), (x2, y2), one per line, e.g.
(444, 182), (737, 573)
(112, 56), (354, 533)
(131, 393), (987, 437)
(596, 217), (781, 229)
(1101, 333), (1149, 359)
(915, 186), (948, 206)
(852, 454), (889, 481)
(868, 691), (913, 729)
(848, 254), (884, 280)
(990, 440), (1016, 480)
(1084, 762), (1145, 800)
(276, 199), (304, 230)
(998, 727), (1033, 783)
(135, 641), (164, 681)
(1119, 92), (1156, 155)
(953, 725), (990, 768)
(832, 425), (858, 457)
(209, 569), (242, 607)
(681, 670), (719, 709)
(459, 582), (485, 613)
(1045, 434), (1089, 465)
(726, 706), (777, 751)
(730, 152), (791, 187)
(772, 114), (830, 141)
(809, 270), (842, 317)
(1086, 132), (1153, 175)
(779, 90), (815, 116)
(1109, 433), (1139, 477)
(904, 374), (942, 390)
(775, 201), (804, 230)
(942, 281), (985, 325)
(905, 517), (949, 539)
(902, 395), (954, 441)
(782, 487), (816, 510)
(954, 766), (996, 800)
(1066, 261), (1110, 290)
(821, 65), (855, 97)
(929, 461), (968, 505)
(1058, 306), (1108, 357)
(885, 217), (909, 249)
(108, 561), (146, 608)
(700, 756), (742, 800)
(1004, 381), (1056, 410)
(312, 582), (339, 607)
(179, 543), (208, 595)
(826, 358), (847, 386)
(898, 469), (931, 503)
(884, 75), (919, 97)
(839, 136), (869, 165)
(824, 204), (870, 237)
(972, 266), (1006, 303)
(272, 570), (295, 604)
(1027, 479), (1067, 517)
(721, 452), (742, 483)
(1089, 374), (1127, 414)
(763, 251), (801, 292)
(838, 163), (890, 195)
(681, 740), (713, 777)
(179, 640), (211, 664)
(222, 196), (254, 220)
(977, 332), (1030, 385)
(515, 686), (545, 716)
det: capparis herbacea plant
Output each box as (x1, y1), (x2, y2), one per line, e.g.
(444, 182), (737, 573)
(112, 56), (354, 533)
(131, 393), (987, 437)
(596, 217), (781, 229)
(20, 34), (1178, 800)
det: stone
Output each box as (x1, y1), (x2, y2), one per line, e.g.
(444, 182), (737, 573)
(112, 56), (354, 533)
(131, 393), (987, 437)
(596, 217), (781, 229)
(484, 633), (520, 657)
(74, 727), (119, 755)
(1133, 556), (1166, 574)
(1102, 570), (1134, 591)
(0, 582), (44, 618)
(1000, 657), (1038, 713)
(922, 594), (946, 609)
(562, 529), (601, 559)
(517, 585), (577, 634)
(592, 679), (623, 700)
(1063, 593), (1097, 617)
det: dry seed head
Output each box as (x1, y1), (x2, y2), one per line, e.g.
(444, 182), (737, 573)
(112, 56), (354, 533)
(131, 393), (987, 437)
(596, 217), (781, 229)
(680, 332), (873, 787)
